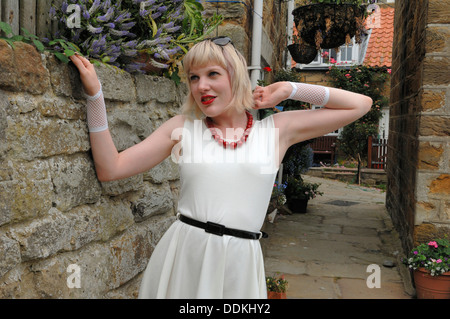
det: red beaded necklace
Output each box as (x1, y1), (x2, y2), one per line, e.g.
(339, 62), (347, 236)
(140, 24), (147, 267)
(205, 111), (253, 149)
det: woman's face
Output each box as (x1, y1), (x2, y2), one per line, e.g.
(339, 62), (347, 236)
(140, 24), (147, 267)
(188, 63), (233, 118)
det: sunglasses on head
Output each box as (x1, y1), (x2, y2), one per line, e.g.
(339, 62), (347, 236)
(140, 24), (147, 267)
(209, 36), (234, 47)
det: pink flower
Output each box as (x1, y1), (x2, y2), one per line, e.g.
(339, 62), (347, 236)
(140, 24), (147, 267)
(414, 251), (418, 255)
(329, 58), (336, 64)
(345, 73), (351, 78)
(428, 241), (438, 248)
(437, 259), (442, 263)
(387, 68), (391, 74)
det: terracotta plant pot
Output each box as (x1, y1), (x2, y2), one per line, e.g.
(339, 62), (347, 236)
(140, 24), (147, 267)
(267, 291), (287, 299)
(413, 268), (450, 299)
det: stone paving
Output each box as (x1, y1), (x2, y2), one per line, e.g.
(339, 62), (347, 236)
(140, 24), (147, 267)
(261, 175), (414, 299)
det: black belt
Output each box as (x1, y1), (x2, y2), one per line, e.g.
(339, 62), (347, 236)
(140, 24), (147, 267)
(178, 214), (268, 240)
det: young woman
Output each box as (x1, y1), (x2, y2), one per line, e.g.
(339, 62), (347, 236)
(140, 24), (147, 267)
(69, 37), (372, 299)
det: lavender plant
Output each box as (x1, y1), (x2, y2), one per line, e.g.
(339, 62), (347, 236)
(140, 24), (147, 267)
(49, 0), (222, 76)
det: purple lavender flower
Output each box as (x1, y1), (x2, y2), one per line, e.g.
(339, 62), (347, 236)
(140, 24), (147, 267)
(115, 12), (131, 23)
(120, 22), (136, 30)
(87, 24), (103, 34)
(49, 7), (57, 18)
(83, 10), (90, 20)
(151, 12), (162, 19)
(97, 7), (115, 22)
(88, 0), (101, 15)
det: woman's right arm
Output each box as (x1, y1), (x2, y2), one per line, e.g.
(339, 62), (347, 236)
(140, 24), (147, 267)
(70, 54), (184, 182)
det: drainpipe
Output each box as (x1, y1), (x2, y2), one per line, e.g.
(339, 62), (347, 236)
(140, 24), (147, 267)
(249, 0), (263, 90)
(286, 0), (294, 69)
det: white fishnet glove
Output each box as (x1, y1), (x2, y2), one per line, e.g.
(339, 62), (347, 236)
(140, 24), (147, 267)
(83, 83), (108, 133)
(288, 82), (330, 106)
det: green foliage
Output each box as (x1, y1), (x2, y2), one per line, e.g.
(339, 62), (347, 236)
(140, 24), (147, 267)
(283, 142), (314, 176)
(284, 175), (323, 201)
(0, 21), (79, 64)
(403, 238), (450, 276)
(327, 64), (390, 160)
(266, 274), (288, 293)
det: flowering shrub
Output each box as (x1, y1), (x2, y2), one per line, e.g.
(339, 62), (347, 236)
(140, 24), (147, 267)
(403, 238), (450, 276)
(327, 64), (389, 162)
(285, 175), (323, 201)
(49, 0), (222, 76)
(266, 274), (288, 293)
(271, 182), (287, 209)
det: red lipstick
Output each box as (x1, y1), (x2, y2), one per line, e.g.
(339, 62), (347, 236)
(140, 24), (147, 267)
(201, 95), (216, 105)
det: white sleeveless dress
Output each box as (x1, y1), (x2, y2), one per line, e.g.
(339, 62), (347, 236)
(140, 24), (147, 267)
(138, 115), (279, 299)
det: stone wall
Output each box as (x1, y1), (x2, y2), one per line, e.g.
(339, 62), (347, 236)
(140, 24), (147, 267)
(0, 40), (185, 298)
(386, 0), (450, 251)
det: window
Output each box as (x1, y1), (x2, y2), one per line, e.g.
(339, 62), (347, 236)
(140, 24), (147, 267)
(294, 35), (370, 69)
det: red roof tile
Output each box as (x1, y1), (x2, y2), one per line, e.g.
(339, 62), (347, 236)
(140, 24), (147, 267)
(364, 6), (395, 67)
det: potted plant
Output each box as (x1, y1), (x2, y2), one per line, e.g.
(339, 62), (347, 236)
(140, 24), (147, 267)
(403, 238), (450, 299)
(291, 0), (368, 51)
(48, 0), (222, 78)
(269, 182), (287, 211)
(284, 175), (323, 214)
(266, 274), (288, 299)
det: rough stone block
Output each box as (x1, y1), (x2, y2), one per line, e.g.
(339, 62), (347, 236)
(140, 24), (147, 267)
(421, 90), (446, 112)
(48, 154), (102, 212)
(423, 56), (450, 86)
(135, 74), (177, 104)
(131, 182), (174, 222)
(97, 198), (135, 242)
(428, 0), (450, 24)
(8, 208), (72, 261)
(0, 234), (21, 278)
(6, 113), (90, 160)
(419, 116), (450, 137)
(418, 142), (444, 170)
(425, 25), (450, 54)
(429, 174), (450, 195)
(0, 40), (50, 95)
(96, 65), (136, 102)
(0, 160), (53, 224)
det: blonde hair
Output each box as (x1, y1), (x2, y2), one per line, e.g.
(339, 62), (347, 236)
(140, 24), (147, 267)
(181, 39), (254, 119)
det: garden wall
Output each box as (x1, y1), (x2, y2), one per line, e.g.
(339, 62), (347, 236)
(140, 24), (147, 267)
(0, 40), (185, 298)
(387, 0), (450, 251)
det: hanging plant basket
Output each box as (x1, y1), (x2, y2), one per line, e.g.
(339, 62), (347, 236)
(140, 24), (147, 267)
(288, 42), (317, 64)
(292, 3), (366, 50)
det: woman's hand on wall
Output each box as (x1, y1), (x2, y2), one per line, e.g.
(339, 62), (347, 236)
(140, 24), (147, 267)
(69, 53), (101, 96)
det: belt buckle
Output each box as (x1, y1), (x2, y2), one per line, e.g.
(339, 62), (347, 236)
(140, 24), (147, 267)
(205, 221), (225, 236)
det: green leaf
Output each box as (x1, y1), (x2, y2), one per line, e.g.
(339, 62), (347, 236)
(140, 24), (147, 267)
(64, 49), (76, 57)
(32, 39), (45, 52)
(54, 52), (69, 64)
(0, 22), (13, 36)
(10, 35), (24, 42)
(21, 27), (39, 39)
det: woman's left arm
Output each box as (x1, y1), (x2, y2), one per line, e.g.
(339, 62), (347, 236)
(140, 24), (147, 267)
(253, 81), (372, 149)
